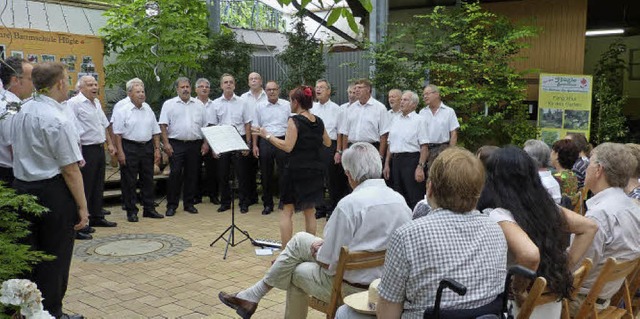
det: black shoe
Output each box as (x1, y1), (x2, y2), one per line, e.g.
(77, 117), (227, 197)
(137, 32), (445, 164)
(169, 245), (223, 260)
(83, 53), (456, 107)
(75, 232), (92, 240)
(79, 225), (95, 234)
(90, 218), (118, 227)
(193, 197), (203, 204)
(240, 206), (249, 214)
(211, 197), (220, 205)
(166, 207), (176, 217)
(217, 204), (231, 212)
(143, 210), (164, 219)
(60, 313), (85, 319)
(315, 210), (327, 219)
(102, 208), (111, 215)
(184, 206), (199, 214)
(127, 213), (139, 222)
(261, 207), (273, 215)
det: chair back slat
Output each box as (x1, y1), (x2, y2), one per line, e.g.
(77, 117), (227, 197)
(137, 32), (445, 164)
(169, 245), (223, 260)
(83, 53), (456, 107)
(516, 276), (548, 319)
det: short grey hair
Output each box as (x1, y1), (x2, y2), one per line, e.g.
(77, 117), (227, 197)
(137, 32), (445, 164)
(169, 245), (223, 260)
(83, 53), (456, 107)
(174, 77), (190, 89)
(316, 79), (331, 91)
(425, 84), (440, 94)
(523, 139), (551, 168)
(403, 90), (419, 105)
(195, 78), (210, 87)
(592, 142), (637, 188)
(342, 142), (382, 183)
(77, 75), (96, 89)
(126, 78), (144, 92)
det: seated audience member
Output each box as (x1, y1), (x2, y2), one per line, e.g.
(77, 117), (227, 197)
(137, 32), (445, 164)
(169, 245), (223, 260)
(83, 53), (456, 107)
(218, 142), (412, 319)
(338, 147), (508, 319)
(571, 142), (640, 315)
(478, 146), (597, 318)
(551, 139), (581, 209)
(476, 145), (499, 166)
(524, 139), (561, 203)
(565, 133), (591, 189)
(625, 143), (640, 202)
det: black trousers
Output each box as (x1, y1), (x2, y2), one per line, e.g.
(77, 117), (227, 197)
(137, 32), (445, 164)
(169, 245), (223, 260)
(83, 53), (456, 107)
(121, 139), (155, 214)
(167, 139), (202, 209)
(81, 143), (105, 220)
(259, 136), (286, 208)
(14, 175), (76, 318)
(0, 166), (14, 186)
(391, 152), (425, 209)
(200, 152), (219, 201)
(247, 154), (259, 204)
(321, 140), (349, 210)
(218, 135), (250, 207)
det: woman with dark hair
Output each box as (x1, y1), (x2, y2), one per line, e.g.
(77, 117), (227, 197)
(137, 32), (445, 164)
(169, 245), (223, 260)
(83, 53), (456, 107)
(565, 133), (591, 188)
(478, 146), (597, 318)
(252, 85), (331, 247)
(551, 139), (580, 209)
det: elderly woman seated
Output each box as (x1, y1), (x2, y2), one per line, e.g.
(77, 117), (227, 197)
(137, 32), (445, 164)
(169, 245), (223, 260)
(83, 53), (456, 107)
(524, 139), (562, 204)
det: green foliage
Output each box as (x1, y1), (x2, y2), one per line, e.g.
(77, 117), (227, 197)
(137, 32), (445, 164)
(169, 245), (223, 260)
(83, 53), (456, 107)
(369, 2), (539, 150)
(277, 19), (326, 92)
(198, 30), (253, 97)
(221, 1), (286, 32)
(275, 0), (371, 32)
(0, 184), (53, 314)
(591, 40), (629, 144)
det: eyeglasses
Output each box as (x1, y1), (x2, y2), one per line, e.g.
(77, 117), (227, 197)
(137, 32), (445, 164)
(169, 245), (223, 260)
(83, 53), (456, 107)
(266, 88), (279, 92)
(197, 86), (210, 89)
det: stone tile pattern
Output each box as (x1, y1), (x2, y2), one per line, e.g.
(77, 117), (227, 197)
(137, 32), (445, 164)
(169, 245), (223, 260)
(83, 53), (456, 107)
(74, 233), (192, 264)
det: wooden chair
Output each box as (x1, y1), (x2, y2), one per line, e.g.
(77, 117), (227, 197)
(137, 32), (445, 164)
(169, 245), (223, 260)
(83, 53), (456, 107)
(308, 246), (386, 319)
(516, 275), (548, 318)
(561, 258), (593, 319)
(610, 259), (640, 316)
(570, 257), (639, 319)
(575, 187), (589, 215)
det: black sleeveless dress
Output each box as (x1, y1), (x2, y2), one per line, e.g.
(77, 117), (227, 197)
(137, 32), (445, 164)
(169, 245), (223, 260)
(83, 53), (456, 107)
(279, 114), (325, 210)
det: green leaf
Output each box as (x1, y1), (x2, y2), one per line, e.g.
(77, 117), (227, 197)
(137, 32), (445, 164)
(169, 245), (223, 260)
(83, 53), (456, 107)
(327, 8), (342, 26)
(359, 0), (373, 12)
(301, 0), (312, 8)
(345, 10), (358, 33)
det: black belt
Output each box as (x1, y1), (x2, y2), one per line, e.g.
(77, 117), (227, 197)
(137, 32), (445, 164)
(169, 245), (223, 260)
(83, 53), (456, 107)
(427, 142), (449, 149)
(83, 143), (104, 148)
(15, 174), (62, 185)
(123, 139), (151, 145)
(169, 138), (202, 144)
(392, 152), (420, 159)
(348, 142), (381, 149)
(343, 280), (368, 290)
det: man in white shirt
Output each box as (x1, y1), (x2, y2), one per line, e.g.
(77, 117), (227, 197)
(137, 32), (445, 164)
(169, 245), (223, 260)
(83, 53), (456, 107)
(159, 77), (208, 216)
(0, 57), (34, 185)
(572, 143), (640, 314)
(68, 75), (118, 228)
(387, 88), (402, 120)
(338, 83), (357, 153)
(218, 142), (411, 319)
(418, 84), (460, 170)
(112, 79), (164, 222)
(209, 73), (253, 213)
(383, 91), (429, 209)
(524, 139), (562, 203)
(194, 78), (220, 205)
(240, 72), (265, 207)
(252, 80), (289, 215)
(312, 79), (347, 219)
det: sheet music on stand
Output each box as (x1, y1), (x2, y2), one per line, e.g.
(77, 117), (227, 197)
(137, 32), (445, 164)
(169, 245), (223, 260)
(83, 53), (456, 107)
(201, 125), (250, 154)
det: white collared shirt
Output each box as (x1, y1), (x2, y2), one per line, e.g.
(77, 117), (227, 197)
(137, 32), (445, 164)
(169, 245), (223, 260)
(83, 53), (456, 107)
(68, 93), (109, 145)
(316, 179), (412, 285)
(112, 101), (161, 142)
(241, 89), (267, 123)
(0, 89), (21, 168)
(158, 96), (207, 140)
(11, 94), (83, 181)
(110, 96), (131, 123)
(209, 94), (252, 135)
(311, 99), (342, 140)
(418, 102), (460, 144)
(343, 97), (390, 143)
(388, 111), (430, 153)
(254, 98), (290, 137)
(388, 108), (402, 121)
(538, 170), (561, 203)
(338, 102), (353, 135)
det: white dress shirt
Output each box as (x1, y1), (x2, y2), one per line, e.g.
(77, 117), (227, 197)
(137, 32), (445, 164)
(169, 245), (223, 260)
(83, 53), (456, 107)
(0, 89), (21, 168)
(539, 170), (562, 203)
(241, 90), (267, 124)
(68, 93), (109, 145)
(418, 102), (460, 144)
(11, 95), (83, 181)
(387, 111), (430, 153)
(343, 97), (390, 143)
(388, 109), (402, 122)
(316, 179), (412, 285)
(110, 96), (131, 123)
(338, 102), (353, 136)
(158, 96), (207, 140)
(209, 94), (252, 135)
(112, 101), (161, 142)
(312, 99), (342, 140)
(254, 98), (290, 137)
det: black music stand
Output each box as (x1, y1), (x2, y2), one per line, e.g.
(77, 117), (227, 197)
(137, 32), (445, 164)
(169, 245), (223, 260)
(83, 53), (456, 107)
(209, 155), (255, 259)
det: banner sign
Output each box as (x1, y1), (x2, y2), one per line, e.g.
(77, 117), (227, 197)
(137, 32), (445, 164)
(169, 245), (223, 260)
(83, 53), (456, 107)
(537, 73), (593, 145)
(0, 27), (105, 105)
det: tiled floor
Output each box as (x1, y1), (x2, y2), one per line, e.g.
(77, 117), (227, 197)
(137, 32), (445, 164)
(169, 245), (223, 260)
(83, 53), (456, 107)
(64, 201), (328, 318)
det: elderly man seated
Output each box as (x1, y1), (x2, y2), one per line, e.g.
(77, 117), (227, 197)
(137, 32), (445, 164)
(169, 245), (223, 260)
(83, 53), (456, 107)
(218, 142), (412, 319)
(524, 139), (562, 203)
(336, 147), (508, 319)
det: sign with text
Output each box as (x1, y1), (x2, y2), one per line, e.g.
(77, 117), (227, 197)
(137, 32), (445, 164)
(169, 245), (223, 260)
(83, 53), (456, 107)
(537, 73), (593, 145)
(1, 28), (105, 105)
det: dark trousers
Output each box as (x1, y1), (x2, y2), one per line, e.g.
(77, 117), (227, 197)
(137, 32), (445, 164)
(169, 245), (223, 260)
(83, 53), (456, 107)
(81, 144), (105, 220)
(200, 152), (219, 201)
(121, 139), (155, 214)
(391, 152), (425, 209)
(167, 139), (202, 209)
(218, 136), (250, 207)
(14, 175), (76, 318)
(259, 137), (286, 208)
(247, 155), (259, 204)
(0, 166), (14, 186)
(321, 140), (349, 210)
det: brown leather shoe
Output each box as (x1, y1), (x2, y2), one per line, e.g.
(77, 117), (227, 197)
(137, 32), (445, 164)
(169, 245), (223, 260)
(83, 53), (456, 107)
(218, 291), (257, 319)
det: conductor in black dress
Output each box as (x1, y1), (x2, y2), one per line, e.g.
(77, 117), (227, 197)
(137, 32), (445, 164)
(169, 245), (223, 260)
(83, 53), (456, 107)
(252, 85), (331, 248)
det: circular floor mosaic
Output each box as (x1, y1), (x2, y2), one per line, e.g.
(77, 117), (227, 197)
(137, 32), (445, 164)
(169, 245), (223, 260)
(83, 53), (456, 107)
(73, 233), (191, 264)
